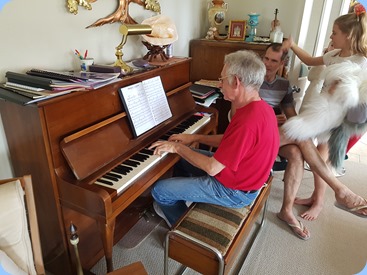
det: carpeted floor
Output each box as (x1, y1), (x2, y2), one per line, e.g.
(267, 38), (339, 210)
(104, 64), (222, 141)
(91, 159), (367, 275)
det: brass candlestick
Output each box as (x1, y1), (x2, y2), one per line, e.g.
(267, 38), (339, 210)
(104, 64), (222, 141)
(69, 222), (83, 275)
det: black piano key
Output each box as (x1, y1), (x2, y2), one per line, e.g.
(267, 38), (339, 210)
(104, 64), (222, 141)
(168, 129), (181, 134)
(160, 134), (171, 140)
(174, 125), (187, 131)
(96, 179), (113, 185)
(141, 148), (154, 155)
(130, 153), (149, 162)
(119, 164), (133, 171)
(107, 172), (122, 179)
(112, 169), (128, 176)
(103, 174), (119, 181)
(179, 121), (191, 128)
(123, 160), (140, 167)
(112, 165), (131, 175)
(187, 116), (200, 124)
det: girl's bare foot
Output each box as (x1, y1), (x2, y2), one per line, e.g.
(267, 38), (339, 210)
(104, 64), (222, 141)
(299, 202), (323, 221)
(294, 196), (313, 207)
(294, 197), (324, 220)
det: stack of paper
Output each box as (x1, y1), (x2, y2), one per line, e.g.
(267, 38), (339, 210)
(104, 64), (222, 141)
(2, 69), (121, 104)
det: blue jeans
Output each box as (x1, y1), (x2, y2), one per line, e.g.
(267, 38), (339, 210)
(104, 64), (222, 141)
(151, 149), (259, 226)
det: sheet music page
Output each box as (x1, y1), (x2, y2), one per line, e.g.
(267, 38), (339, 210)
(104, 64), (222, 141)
(119, 82), (156, 136)
(142, 76), (172, 124)
(118, 76), (172, 137)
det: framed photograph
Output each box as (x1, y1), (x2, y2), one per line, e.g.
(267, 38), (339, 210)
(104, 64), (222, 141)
(228, 20), (246, 41)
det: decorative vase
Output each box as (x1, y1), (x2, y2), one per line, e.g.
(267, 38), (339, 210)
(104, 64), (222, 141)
(245, 13), (260, 42)
(208, 0), (228, 29)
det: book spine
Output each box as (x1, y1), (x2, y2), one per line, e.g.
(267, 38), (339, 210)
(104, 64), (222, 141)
(192, 96), (205, 103)
(6, 78), (51, 90)
(28, 69), (89, 81)
(189, 84), (217, 96)
(0, 86), (33, 105)
(6, 72), (52, 90)
(89, 65), (121, 73)
(27, 70), (77, 82)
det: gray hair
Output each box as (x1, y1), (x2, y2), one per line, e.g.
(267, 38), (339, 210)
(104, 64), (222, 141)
(224, 50), (266, 90)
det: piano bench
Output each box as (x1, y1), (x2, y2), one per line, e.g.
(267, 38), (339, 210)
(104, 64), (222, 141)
(163, 173), (273, 275)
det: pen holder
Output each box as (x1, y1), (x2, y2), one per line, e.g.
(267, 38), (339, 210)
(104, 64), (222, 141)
(80, 58), (94, 71)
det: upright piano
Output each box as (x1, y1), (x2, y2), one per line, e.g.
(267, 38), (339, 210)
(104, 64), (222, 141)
(0, 58), (218, 274)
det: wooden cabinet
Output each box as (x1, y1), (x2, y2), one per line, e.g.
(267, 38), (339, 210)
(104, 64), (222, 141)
(189, 39), (269, 82)
(189, 39), (271, 134)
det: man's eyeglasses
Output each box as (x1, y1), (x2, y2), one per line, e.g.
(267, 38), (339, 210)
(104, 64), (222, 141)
(218, 75), (233, 83)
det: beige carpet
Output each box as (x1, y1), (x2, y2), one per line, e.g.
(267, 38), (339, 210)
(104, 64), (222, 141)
(91, 160), (367, 275)
(118, 213), (162, 249)
(239, 160), (367, 275)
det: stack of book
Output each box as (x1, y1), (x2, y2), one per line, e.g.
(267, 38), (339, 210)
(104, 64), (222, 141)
(189, 83), (220, 107)
(1, 69), (121, 104)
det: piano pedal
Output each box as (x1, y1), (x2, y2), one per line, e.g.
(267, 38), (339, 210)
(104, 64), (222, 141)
(140, 207), (155, 222)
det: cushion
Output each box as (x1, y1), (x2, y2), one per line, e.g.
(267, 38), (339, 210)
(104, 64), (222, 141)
(173, 203), (251, 256)
(0, 180), (36, 275)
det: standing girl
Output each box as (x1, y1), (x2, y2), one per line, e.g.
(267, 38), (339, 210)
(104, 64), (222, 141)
(282, 4), (367, 221)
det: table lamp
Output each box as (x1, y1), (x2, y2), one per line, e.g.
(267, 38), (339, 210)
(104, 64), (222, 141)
(114, 24), (152, 73)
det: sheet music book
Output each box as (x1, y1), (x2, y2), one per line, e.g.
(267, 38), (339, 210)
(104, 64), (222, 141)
(6, 71), (55, 90)
(118, 76), (172, 137)
(0, 85), (74, 105)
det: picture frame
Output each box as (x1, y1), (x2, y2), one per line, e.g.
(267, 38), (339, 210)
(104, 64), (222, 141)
(228, 20), (247, 41)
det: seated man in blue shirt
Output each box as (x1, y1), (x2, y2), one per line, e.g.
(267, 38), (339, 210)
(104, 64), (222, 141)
(230, 43), (309, 240)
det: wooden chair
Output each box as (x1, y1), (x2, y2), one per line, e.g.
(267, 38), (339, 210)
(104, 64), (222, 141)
(0, 175), (45, 275)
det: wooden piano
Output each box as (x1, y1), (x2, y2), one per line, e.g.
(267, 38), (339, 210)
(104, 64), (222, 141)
(0, 58), (218, 274)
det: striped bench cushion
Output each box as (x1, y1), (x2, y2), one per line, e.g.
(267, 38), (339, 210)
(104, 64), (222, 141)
(173, 203), (252, 256)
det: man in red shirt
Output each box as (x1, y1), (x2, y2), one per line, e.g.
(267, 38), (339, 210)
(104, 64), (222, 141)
(149, 50), (279, 227)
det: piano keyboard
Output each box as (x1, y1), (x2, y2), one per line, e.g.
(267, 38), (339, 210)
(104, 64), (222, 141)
(94, 113), (211, 193)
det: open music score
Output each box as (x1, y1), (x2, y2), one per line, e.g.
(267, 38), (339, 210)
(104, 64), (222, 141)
(118, 76), (172, 137)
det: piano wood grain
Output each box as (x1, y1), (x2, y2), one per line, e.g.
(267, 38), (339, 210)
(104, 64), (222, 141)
(0, 57), (218, 273)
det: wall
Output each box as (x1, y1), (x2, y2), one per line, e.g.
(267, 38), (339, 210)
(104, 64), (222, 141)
(0, 0), (207, 178)
(0, 0), (344, 178)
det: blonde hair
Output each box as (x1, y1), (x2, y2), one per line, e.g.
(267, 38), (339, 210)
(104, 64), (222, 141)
(334, 11), (367, 56)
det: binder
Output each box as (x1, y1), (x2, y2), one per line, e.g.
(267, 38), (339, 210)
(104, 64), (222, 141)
(27, 69), (120, 84)
(5, 71), (54, 90)
(189, 84), (218, 97)
(26, 69), (89, 82)
(0, 86), (35, 105)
